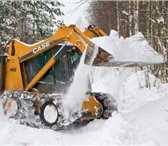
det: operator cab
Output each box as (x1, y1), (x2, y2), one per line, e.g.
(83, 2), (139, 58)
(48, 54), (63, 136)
(25, 43), (82, 93)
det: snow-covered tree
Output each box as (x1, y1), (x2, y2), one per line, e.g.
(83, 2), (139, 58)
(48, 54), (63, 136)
(0, 0), (64, 52)
(88, 1), (168, 83)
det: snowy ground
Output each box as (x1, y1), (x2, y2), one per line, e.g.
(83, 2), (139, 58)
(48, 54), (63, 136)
(1, 70), (168, 145)
(1, 1), (168, 145)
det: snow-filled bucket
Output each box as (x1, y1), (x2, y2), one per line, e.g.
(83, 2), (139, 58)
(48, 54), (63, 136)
(86, 31), (164, 67)
(84, 41), (115, 66)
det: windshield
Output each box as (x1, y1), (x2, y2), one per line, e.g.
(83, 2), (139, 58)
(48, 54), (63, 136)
(28, 45), (81, 85)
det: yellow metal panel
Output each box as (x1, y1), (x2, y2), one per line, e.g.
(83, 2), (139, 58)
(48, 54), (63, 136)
(82, 96), (101, 116)
(83, 29), (97, 38)
(5, 56), (23, 90)
(83, 27), (107, 38)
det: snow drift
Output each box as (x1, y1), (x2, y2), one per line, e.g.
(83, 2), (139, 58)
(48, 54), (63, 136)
(1, 71), (168, 145)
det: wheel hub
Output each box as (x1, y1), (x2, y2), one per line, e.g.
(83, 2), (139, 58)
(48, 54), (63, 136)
(43, 104), (59, 124)
(5, 98), (18, 118)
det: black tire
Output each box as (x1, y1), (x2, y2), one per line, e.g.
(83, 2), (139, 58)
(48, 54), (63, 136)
(40, 101), (59, 127)
(95, 93), (117, 119)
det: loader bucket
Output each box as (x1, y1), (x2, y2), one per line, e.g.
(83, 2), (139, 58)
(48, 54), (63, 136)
(84, 36), (164, 67)
(0, 54), (6, 94)
(84, 42), (114, 66)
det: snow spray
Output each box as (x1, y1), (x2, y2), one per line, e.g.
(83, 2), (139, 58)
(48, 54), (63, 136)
(62, 44), (99, 121)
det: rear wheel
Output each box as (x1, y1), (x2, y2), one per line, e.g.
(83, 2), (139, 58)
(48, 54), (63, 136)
(40, 101), (59, 127)
(95, 93), (118, 119)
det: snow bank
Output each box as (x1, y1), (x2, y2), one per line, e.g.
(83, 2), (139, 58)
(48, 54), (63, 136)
(118, 70), (168, 113)
(91, 31), (164, 65)
(123, 91), (168, 145)
(1, 56), (168, 145)
(91, 67), (132, 98)
(61, 113), (144, 145)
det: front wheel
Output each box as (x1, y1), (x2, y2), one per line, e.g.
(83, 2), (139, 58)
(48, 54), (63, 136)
(40, 101), (59, 127)
(4, 97), (20, 118)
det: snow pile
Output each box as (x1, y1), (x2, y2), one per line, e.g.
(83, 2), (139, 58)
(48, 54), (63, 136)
(82, 113), (144, 145)
(1, 68), (168, 145)
(118, 70), (168, 113)
(95, 113), (144, 145)
(91, 30), (164, 64)
(61, 113), (144, 145)
(0, 100), (16, 144)
(91, 67), (132, 97)
(121, 74), (168, 144)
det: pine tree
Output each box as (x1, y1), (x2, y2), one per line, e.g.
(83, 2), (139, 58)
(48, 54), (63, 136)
(0, 0), (64, 52)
